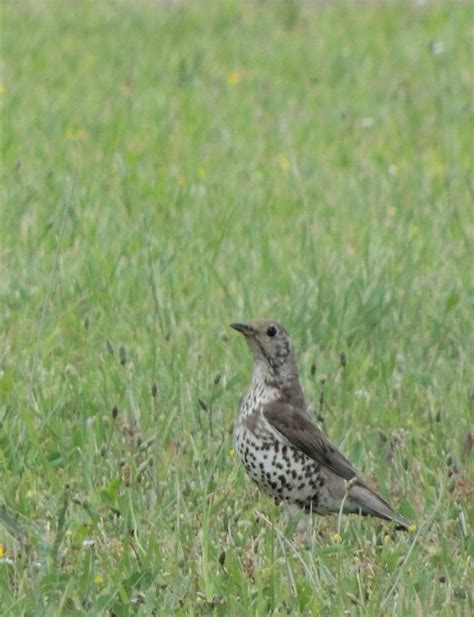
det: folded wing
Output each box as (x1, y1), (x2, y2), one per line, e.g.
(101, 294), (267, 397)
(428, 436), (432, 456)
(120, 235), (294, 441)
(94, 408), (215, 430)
(263, 400), (361, 481)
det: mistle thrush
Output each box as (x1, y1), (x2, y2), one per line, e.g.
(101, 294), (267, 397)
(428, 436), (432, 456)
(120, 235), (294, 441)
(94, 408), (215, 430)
(231, 319), (409, 529)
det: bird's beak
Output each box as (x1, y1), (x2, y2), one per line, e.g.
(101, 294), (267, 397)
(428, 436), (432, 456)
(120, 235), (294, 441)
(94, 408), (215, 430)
(230, 322), (254, 337)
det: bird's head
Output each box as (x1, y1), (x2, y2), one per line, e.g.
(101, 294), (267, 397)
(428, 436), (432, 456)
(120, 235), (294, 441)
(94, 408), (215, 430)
(230, 319), (296, 380)
(231, 319), (305, 404)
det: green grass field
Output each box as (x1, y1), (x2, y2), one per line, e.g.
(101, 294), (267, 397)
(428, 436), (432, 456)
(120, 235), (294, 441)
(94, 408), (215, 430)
(1, 1), (472, 614)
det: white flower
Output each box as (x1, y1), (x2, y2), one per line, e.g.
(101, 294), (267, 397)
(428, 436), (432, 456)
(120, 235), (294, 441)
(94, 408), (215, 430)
(431, 41), (445, 56)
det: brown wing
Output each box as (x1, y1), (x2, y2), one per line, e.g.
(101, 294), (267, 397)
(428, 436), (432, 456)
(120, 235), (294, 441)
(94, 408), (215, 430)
(263, 401), (360, 481)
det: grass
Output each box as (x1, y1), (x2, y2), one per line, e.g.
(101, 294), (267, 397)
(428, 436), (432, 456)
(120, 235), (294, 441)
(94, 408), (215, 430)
(1, 0), (472, 614)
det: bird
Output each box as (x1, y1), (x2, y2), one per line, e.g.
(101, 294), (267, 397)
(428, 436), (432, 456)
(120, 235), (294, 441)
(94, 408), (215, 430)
(231, 319), (409, 530)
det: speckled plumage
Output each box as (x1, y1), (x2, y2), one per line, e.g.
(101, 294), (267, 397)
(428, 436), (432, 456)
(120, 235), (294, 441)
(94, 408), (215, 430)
(231, 320), (410, 528)
(235, 416), (326, 512)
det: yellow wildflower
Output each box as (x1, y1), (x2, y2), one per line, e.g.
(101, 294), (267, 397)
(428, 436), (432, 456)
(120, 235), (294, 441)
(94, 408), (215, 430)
(278, 156), (290, 171)
(66, 128), (89, 141)
(331, 532), (342, 543)
(408, 524), (417, 533)
(226, 70), (243, 86)
(95, 574), (104, 585)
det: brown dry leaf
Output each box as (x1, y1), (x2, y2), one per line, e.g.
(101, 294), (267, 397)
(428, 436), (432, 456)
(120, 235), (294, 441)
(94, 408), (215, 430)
(461, 432), (473, 463)
(121, 464), (131, 487)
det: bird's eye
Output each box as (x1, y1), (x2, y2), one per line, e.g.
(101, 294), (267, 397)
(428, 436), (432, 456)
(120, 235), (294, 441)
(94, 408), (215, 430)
(266, 326), (277, 337)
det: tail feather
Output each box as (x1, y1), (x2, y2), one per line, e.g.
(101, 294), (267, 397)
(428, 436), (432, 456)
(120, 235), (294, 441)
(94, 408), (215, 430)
(350, 483), (410, 530)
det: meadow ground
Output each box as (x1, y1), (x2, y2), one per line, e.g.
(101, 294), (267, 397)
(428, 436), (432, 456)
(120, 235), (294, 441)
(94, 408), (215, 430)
(1, 1), (472, 615)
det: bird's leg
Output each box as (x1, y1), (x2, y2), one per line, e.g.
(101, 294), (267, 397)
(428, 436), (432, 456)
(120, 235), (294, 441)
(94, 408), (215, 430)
(280, 501), (312, 547)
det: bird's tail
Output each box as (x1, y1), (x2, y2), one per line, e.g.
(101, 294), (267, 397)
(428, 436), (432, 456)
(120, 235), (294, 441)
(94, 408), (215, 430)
(350, 483), (410, 530)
